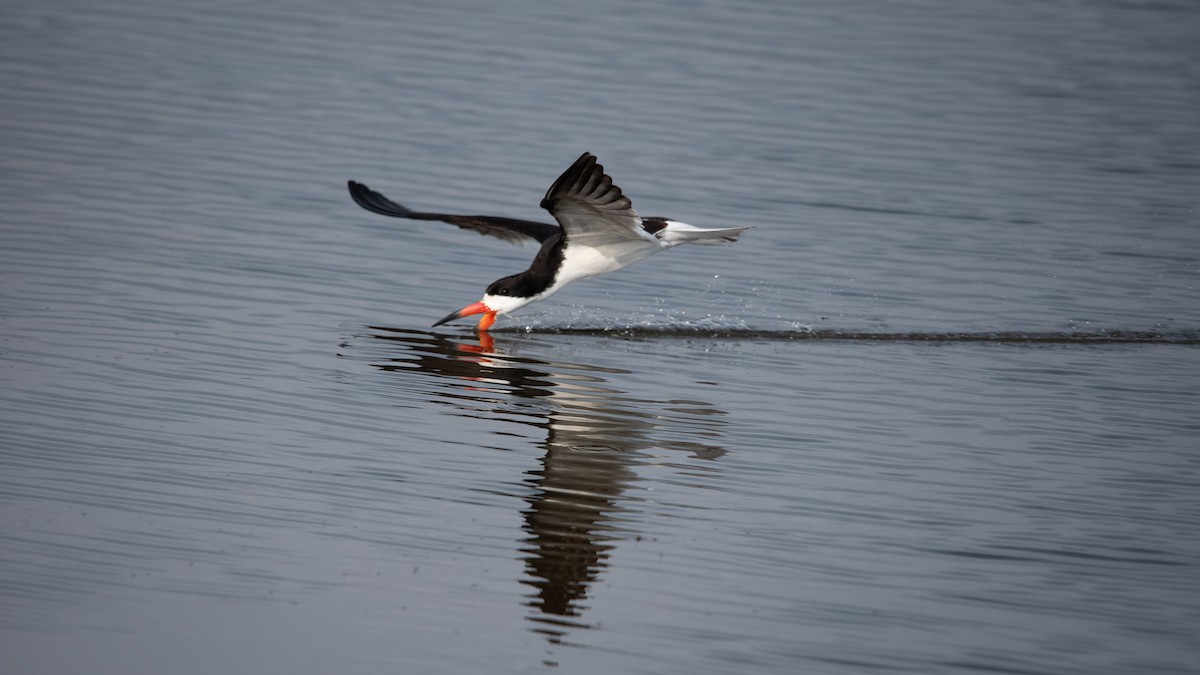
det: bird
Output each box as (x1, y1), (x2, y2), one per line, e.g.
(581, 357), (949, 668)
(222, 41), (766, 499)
(347, 152), (752, 331)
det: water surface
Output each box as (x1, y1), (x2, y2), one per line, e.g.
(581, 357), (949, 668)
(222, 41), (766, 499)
(2, 0), (1198, 673)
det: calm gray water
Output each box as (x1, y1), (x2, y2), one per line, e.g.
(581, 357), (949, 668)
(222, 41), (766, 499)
(2, 0), (1199, 673)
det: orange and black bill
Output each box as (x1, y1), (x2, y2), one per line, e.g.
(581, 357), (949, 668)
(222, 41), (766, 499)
(432, 301), (496, 330)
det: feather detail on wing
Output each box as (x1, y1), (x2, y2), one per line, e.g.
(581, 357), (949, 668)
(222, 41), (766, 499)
(538, 153), (654, 246)
(347, 180), (558, 244)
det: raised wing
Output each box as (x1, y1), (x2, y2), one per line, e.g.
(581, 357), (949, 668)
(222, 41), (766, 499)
(538, 153), (654, 247)
(347, 180), (559, 244)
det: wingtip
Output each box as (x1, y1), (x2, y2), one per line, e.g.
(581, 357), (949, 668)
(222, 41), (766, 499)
(541, 152), (603, 210)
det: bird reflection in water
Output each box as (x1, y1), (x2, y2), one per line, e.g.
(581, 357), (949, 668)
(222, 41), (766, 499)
(361, 327), (726, 643)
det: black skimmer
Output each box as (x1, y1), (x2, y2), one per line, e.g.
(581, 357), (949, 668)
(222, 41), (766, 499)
(348, 152), (751, 330)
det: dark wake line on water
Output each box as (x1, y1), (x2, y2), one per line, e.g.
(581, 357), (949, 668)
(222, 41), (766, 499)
(490, 327), (1200, 344)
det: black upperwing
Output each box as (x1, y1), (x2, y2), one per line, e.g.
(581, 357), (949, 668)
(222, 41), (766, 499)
(347, 180), (559, 245)
(537, 153), (646, 246)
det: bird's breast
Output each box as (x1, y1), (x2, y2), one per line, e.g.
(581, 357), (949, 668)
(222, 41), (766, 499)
(556, 239), (662, 286)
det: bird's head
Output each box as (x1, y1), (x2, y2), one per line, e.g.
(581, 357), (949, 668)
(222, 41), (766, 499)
(432, 274), (540, 331)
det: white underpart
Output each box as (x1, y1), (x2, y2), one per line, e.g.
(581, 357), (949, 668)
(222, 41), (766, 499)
(559, 234), (662, 284)
(480, 218), (752, 316)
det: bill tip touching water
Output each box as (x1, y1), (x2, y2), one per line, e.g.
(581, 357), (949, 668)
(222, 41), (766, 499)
(348, 152), (752, 331)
